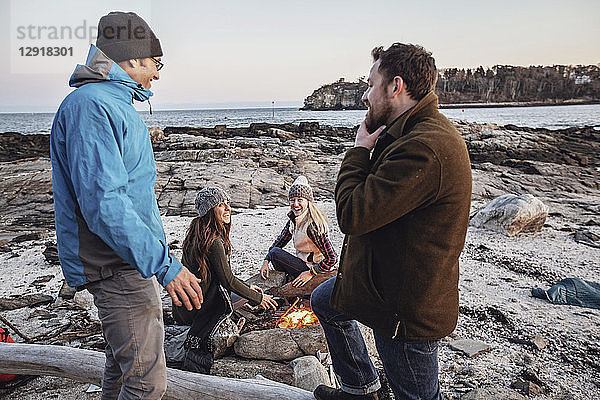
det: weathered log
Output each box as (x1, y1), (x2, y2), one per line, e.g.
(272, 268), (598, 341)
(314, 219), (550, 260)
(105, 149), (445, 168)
(0, 342), (314, 400)
(267, 270), (336, 298)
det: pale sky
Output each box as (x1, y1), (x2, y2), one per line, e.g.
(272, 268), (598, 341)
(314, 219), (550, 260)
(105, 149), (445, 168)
(0, 0), (598, 112)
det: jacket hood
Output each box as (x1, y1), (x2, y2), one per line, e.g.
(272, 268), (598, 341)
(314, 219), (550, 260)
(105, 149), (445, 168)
(69, 45), (153, 102)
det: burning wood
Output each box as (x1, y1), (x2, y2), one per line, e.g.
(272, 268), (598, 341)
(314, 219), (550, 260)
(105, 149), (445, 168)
(276, 298), (320, 329)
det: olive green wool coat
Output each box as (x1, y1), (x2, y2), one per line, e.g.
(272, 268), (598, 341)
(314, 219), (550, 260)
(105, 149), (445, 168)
(331, 91), (472, 340)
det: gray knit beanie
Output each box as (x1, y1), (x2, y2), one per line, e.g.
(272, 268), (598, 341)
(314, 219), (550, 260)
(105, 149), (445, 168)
(288, 175), (314, 202)
(194, 187), (230, 218)
(96, 12), (163, 62)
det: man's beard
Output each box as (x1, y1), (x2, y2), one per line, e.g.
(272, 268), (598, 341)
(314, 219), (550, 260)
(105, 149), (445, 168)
(365, 99), (393, 133)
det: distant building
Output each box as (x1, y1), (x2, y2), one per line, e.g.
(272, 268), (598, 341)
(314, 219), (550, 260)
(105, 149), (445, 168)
(573, 75), (591, 85)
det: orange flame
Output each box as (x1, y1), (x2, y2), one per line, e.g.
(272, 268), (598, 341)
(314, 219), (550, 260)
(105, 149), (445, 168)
(276, 299), (320, 329)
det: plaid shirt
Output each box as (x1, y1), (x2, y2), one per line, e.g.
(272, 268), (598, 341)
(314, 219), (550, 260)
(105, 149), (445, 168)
(269, 217), (337, 275)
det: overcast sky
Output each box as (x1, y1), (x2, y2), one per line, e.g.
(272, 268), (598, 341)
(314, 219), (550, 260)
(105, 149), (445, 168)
(0, 0), (598, 112)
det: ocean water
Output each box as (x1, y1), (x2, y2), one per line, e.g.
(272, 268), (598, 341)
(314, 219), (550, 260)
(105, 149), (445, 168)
(1, 104), (598, 135)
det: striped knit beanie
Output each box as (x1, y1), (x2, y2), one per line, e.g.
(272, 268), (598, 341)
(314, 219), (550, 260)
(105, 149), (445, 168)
(288, 175), (314, 202)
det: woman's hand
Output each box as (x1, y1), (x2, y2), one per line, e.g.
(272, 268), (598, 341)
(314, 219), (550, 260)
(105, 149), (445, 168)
(259, 293), (278, 310)
(292, 270), (314, 287)
(260, 260), (270, 280)
(250, 284), (263, 293)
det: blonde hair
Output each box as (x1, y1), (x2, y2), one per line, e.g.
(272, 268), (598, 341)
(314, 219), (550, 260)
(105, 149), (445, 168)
(306, 201), (329, 235)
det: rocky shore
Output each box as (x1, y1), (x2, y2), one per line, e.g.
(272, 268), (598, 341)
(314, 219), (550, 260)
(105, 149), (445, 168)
(1, 121), (599, 399)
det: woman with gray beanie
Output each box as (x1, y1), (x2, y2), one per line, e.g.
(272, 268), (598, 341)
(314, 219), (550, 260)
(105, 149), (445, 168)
(173, 187), (277, 373)
(260, 176), (338, 287)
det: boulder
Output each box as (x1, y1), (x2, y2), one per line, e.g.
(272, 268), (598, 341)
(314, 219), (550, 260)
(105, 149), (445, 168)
(211, 356), (294, 385)
(470, 194), (548, 235)
(289, 355), (330, 392)
(244, 271), (287, 293)
(268, 128), (296, 142)
(268, 270), (337, 298)
(234, 325), (327, 361)
(462, 387), (527, 400)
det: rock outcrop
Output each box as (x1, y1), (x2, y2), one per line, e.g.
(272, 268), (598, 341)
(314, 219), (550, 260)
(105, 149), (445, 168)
(301, 78), (367, 111)
(0, 122), (599, 238)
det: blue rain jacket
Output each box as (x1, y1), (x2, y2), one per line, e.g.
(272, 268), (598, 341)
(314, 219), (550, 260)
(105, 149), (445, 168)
(50, 45), (182, 288)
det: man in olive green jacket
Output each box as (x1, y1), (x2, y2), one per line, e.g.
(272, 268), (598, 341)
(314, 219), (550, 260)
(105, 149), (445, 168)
(311, 44), (472, 400)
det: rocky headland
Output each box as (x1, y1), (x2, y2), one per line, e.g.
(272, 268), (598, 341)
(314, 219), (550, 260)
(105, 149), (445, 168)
(301, 64), (600, 110)
(1, 121), (599, 399)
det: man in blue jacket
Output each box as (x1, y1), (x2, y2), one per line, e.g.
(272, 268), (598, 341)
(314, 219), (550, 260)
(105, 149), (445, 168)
(50, 12), (203, 399)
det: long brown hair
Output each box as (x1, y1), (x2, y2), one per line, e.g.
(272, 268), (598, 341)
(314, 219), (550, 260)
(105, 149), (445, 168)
(182, 207), (231, 281)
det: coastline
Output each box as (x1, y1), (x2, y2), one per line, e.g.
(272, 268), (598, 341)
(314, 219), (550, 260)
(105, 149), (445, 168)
(301, 99), (600, 111)
(438, 99), (600, 109)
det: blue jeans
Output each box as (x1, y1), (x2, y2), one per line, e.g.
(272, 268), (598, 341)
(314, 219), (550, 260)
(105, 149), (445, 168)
(311, 277), (442, 400)
(265, 247), (308, 279)
(311, 277), (380, 395)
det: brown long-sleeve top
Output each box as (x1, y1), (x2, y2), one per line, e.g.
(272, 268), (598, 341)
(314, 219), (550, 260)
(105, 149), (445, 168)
(196, 238), (262, 306)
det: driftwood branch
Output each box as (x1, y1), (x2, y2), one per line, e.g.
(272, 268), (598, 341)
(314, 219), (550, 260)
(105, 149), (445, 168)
(0, 342), (314, 400)
(0, 314), (32, 342)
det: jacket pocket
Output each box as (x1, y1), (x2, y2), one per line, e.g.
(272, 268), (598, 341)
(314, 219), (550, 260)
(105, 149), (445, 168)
(365, 249), (385, 304)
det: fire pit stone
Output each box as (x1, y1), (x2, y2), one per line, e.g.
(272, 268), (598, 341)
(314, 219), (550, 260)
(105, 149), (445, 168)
(234, 325), (328, 362)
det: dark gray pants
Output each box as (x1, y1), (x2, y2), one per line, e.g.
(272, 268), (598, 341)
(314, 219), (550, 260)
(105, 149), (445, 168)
(86, 269), (167, 400)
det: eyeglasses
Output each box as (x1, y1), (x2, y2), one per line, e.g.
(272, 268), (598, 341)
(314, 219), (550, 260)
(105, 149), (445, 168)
(151, 57), (163, 71)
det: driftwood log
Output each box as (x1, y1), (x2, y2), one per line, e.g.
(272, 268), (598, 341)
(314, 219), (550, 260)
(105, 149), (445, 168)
(0, 342), (314, 400)
(267, 270), (336, 298)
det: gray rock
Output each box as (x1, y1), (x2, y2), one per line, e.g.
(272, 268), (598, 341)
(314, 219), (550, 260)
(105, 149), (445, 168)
(268, 270), (337, 298)
(268, 128), (296, 142)
(531, 334), (548, 350)
(573, 230), (600, 248)
(289, 355), (331, 391)
(470, 194), (549, 236)
(511, 378), (544, 395)
(234, 325), (327, 361)
(448, 338), (492, 358)
(211, 356), (294, 385)
(235, 328), (304, 361)
(461, 387), (527, 400)
(244, 271), (287, 293)
(290, 325), (328, 356)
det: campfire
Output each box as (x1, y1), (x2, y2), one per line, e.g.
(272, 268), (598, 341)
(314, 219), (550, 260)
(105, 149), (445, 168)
(276, 298), (320, 329)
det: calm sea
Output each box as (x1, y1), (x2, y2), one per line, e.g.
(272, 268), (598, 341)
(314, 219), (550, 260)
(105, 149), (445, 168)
(1, 104), (599, 135)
